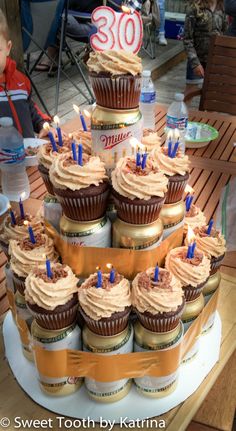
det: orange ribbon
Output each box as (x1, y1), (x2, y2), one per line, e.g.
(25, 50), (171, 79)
(6, 288), (17, 321)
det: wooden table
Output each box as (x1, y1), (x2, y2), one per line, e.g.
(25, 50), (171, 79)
(0, 105), (236, 430)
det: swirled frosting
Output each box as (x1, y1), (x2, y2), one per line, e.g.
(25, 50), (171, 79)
(132, 268), (184, 314)
(37, 142), (71, 170)
(25, 263), (78, 310)
(165, 246), (210, 287)
(9, 233), (58, 278)
(192, 226), (226, 258)
(73, 129), (92, 155)
(141, 129), (161, 152)
(151, 147), (190, 176)
(50, 152), (108, 191)
(111, 156), (168, 200)
(0, 213), (44, 245)
(78, 273), (131, 320)
(184, 204), (206, 234)
(87, 50), (142, 76)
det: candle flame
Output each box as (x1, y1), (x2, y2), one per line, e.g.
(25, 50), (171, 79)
(167, 130), (173, 140)
(21, 191), (26, 200)
(96, 266), (101, 271)
(53, 115), (60, 126)
(130, 137), (145, 151)
(43, 122), (50, 132)
(42, 253), (46, 259)
(68, 133), (73, 139)
(185, 185), (194, 195)
(23, 220), (29, 227)
(187, 226), (195, 245)
(73, 104), (80, 115)
(174, 129), (180, 139)
(106, 263), (113, 270)
(121, 4), (131, 14)
(83, 109), (91, 119)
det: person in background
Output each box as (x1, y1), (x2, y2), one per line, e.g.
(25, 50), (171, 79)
(225, 0), (236, 35)
(156, 0), (167, 45)
(0, 9), (54, 138)
(183, 0), (227, 96)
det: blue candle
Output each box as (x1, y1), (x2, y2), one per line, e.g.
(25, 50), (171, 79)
(28, 226), (36, 244)
(71, 142), (77, 161)
(136, 149), (141, 167)
(186, 195), (194, 212)
(46, 258), (52, 278)
(168, 140), (172, 157)
(78, 143), (83, 166)
(19, 198), (25, 219)
(10, 210), (16, 225)
(96, 268), (102, 288)
(190, 242), (196, 258)
(48, 131), (58, 152)
(56, 127), (63, 147)
(80, 112), (87, 131)
(109, 267), (115, 283)
(154, 265), (159, 282)
(141, 152), (148, 169)
(171, 140), (179, 158)
(186, 244), (192, 259)
(207, 219), (214, 235)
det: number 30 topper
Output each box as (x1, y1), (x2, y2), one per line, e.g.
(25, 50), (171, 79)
(90, 6), (143, 54)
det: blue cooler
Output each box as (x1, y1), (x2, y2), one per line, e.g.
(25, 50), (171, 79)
(165, 12), (185, 40)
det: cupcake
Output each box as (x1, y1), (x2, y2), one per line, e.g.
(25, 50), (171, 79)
(132, 267), (185, 332)
(111, 156), (168, 224)
(25, 263), (79, 330)
(192, 225), (226, 273)
(0, 212), (44, 258)
(141, 129), (161, 152)
(165, 246), (211, 301)
(50, 152), (109, 221)
(37, 142), (71, 195)
(151, 147), (190, 204)
(73, 129), (92, 155)
(184, 204), (206, 235)
(87, 50), (142, 109)
(78, 272), (131, 336)
(9, 233), (58, 295)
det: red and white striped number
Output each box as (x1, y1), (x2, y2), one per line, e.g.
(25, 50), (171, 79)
(91, 7), (143, 54)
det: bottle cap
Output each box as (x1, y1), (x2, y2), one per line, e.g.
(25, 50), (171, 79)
(142, 70), (151, 77)
(174, 93), (184, 102)
(0, 117), (13, 127)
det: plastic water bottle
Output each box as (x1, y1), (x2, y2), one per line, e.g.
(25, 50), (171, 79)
(140, 70), (156, 130)
(166, 93), (188, 153)
(0, 117), (30, 201)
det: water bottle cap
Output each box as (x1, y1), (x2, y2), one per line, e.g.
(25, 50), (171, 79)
(0, 117), (13, 127)
(174, 93), (184, 102)
(142, 70), (151, 77)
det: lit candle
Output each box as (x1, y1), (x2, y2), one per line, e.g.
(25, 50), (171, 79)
(207, 219), (214, 235)
(43, 122), (57, 152)
(141, 151), (148, 169)
(190, 242), (196, 258)
(73, 104), (87, 131)
(83, 109), (91, 128)
(171, 139), (179, 158)
(28, 225), (36, 244)
(19, 198), (25, 219)
(10, 209), (16, 225)
(71, 142), (77, 161)
(96, 267), (102, 288)
(107, 263), (115, 283)
(78, 143), (83, 166)
(154, 264), (159, 282)
(168, 139), (172, 157)
(185, 195), (194, 212)
(54, 115), (63, 147)
(136, 148), (141, 167)
(186, 226), (195, 259)
(46, 258), (52, 278)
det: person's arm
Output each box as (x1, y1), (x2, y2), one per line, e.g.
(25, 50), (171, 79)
(224, 0), (236, 16)
(28, 93), (51, 135)
(183, 6), (201, 69)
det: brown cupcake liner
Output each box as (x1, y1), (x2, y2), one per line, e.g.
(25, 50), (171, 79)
(54, 183), (109, 221)
(183, 279), (208, 301)
(165, 175), (189, 204)
(27, 303), (78, 330)
(112, 190), (166, 224)
(79, 307), (131, 336)
(12, 272), (26, 295)
(38, 164), (55, 196)
(134, 301), (185, 333)
(89, 74), (141, 109)
(210, 254), (225, 273)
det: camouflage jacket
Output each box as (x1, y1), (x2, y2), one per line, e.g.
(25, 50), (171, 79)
(183, 5), (228, 68)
